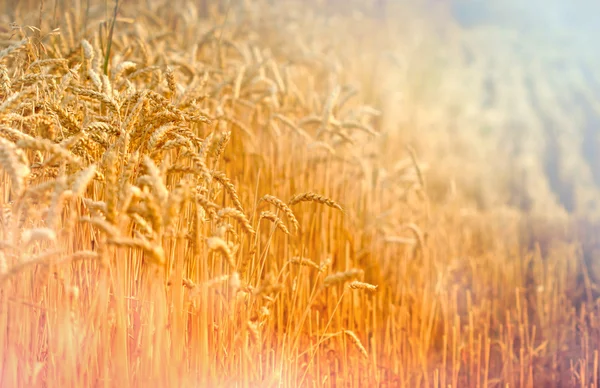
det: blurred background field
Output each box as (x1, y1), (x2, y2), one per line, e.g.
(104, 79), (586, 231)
(0, 0), (599, 386)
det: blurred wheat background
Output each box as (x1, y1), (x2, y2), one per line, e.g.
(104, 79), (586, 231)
(0, 0), (599, 386)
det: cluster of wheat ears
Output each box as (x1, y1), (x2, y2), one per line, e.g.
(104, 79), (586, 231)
(0, 0), (599, 387)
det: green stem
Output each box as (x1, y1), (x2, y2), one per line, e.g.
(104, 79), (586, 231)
(103, 0), (120, 76)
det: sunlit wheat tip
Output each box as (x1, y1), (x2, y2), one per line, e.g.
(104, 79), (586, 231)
(259, 211), (290, 235)
(324, 269), (364, 287)
(65, 285), (80, 299)
(289, 257), (323, 272)
(348, 280), (378, 293)
(182, 278), (196, 289)
(343, 330), (368, 359)
(22, 228), (57, 247)
(319, 257), (332, 272)
(78, 216), (120, 238)
(81, 39), (94, 60)
(165, 66), (176, 97)
(288, 192), (344, 212)
(260, 194), (300, 232)
(217, 208), (255, 235)
(0, 39), (27, 60)
(229, 272), (241, 291)
(212, 171), (244, 212)
(72, 164), (97, 196)
(0, 137), (30, 196)
(108, 237), (165, 266)
(0, 252), (6, 275)
(204, 274), (231, 288)
(247, 320), (260, 343)
(206, 236), (236, 268)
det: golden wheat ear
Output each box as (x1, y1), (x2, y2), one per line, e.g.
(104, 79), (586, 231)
(288, 192), (344, 212)
(260, 194), (300, 232)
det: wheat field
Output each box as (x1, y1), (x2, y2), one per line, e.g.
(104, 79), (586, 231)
(0, 0), (599, 387)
